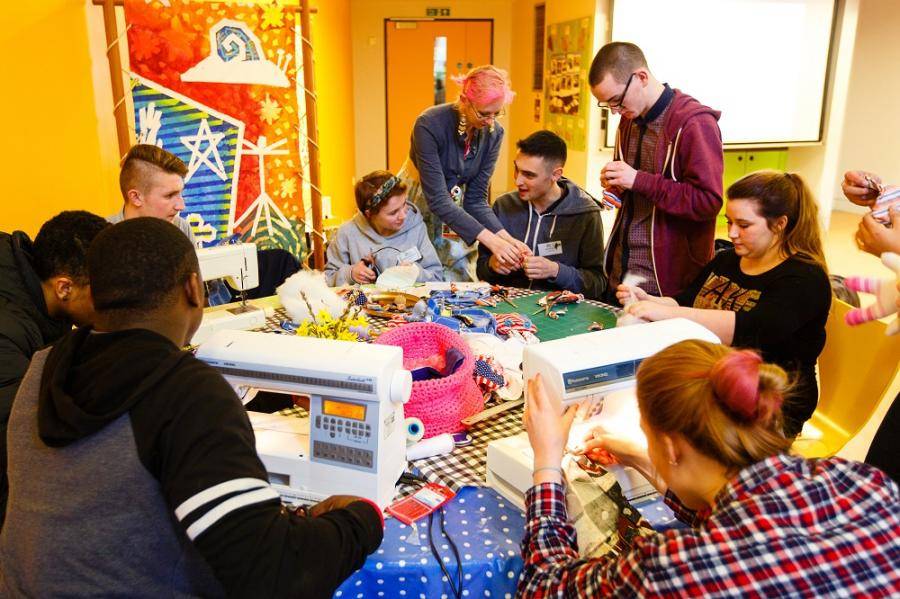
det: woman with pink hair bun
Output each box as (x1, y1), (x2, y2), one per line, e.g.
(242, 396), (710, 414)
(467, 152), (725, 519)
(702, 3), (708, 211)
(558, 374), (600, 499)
(518, 339), (900, 597)
(402, 65), (527, 281)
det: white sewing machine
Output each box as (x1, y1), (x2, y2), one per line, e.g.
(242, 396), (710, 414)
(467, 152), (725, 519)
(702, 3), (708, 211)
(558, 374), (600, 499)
(196, 330), (412, 509)
(191, 243), (266, 345)
(486, 319), (720, 509)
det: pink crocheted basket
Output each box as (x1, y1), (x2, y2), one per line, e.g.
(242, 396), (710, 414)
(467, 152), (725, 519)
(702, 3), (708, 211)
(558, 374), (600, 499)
(375, 322), (483, 437)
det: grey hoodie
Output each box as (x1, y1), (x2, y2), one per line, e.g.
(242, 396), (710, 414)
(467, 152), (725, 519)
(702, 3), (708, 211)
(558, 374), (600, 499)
(324, 203), (443, 285)
(476, 178), (607, 299)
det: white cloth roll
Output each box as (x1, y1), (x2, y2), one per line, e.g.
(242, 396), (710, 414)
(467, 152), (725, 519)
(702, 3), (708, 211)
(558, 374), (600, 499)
(406, 433), (455, 461)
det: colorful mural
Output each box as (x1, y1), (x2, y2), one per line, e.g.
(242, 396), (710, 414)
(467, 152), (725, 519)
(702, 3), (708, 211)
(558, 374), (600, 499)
(125, 0), (310, 256)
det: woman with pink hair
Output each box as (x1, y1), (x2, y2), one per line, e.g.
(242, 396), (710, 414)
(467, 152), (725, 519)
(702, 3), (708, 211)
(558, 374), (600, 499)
(403, 65), (527, 281)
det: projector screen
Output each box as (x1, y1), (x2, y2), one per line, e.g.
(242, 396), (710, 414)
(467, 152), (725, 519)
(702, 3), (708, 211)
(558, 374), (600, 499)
(605, 0), (836, 146)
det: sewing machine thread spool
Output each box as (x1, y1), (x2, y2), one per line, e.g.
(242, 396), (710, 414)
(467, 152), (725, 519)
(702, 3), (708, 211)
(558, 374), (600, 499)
(405, 417), (425, 445)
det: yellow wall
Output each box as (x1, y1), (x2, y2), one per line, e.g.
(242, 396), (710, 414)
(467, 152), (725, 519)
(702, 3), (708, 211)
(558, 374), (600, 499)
(1, 1), (119, 237)
(310, 0), (356, 223)
(2, 0), (355, 238)
(349, 0), (514, 199)
(507, 0), (610, 197)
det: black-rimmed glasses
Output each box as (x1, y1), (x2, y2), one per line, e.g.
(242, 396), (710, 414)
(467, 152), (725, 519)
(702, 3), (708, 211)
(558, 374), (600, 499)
(596, 72), (635, 111)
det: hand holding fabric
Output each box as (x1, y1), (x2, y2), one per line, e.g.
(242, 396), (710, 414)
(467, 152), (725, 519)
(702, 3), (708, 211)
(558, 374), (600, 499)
(615, 283), (651, 306)
(842, 170), (882, 207)
(489, 253), (515, 275)
(625, 300), (677, 321)
(523, 255), (560, 280)
(601, 160), (638, 190)
(856, 210), (900, 257)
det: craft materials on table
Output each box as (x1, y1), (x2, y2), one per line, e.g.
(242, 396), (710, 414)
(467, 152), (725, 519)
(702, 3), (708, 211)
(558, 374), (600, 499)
(375, 263), (420, 289)
(362, 291), (423, 317)
(376, 322), (484, 437)
(482, 293), (619, 343)
(386, 483), (455, 525)
(533, 290), (585, 319)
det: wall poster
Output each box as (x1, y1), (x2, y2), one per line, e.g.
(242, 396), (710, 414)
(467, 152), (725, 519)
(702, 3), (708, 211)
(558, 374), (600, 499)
(544, 17), (592, 152)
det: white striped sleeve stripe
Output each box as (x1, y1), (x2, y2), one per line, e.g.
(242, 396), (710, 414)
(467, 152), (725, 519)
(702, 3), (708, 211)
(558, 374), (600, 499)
(185, 487), (282, 541)
(175, 477), (270, 521)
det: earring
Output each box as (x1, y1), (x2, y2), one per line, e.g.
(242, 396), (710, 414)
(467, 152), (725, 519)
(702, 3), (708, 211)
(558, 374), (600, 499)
(669, 459), (678, 466)
(457, 112), (467, 136)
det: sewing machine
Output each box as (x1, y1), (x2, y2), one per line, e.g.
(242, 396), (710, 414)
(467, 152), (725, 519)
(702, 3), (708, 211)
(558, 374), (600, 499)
(486, 318), (720, 509)
(196, 330), (412, 509)
(191, 243), (266, 345)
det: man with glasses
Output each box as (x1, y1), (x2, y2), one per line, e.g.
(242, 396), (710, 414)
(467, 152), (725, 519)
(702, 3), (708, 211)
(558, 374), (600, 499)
(588, 42), (723, 301)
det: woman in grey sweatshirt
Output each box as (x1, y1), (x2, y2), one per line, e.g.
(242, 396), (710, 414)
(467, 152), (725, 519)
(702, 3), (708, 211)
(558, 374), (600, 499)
(324, 171), (443, 286)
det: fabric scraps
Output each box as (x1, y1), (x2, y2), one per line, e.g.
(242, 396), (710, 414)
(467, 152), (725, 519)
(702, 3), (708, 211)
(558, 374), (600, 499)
(473, 355), (506, 394)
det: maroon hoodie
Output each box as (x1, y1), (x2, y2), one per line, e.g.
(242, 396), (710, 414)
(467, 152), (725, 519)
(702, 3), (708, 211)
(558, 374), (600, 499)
(604, 89), (723, 297)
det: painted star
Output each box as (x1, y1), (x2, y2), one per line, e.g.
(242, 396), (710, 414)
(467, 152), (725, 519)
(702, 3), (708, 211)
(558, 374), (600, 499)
(259, 93), (282, 125)
(261, 4), (285, 29)
(179, 118), (227, 182)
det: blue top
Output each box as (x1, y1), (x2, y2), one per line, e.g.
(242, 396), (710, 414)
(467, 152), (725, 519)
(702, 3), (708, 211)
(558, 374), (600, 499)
(409, 103), (506, 244)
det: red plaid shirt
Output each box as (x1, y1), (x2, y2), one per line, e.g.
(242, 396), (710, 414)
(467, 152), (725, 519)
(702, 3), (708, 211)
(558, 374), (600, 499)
(519, 454), (900, 597)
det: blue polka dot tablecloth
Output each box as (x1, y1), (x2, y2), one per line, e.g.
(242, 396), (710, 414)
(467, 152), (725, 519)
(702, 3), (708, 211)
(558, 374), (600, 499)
(335, 486), (525, 599)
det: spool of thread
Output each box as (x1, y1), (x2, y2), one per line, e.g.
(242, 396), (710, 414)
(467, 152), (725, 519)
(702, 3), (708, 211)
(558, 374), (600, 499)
(405, 417), (425, 445)
(406, 433), (455, 461)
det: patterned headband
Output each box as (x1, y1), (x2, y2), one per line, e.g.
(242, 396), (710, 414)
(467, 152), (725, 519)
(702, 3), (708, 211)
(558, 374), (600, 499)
(368, 176), (399, 211)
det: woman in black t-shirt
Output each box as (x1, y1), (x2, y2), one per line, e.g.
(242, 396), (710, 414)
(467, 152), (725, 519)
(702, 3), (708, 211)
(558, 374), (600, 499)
(617, 171), (831, 437)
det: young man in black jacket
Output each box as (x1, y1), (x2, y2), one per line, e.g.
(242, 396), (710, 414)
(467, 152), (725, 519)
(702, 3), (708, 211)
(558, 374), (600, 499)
(0, 210), (109, 528)
(476, 130), (607, 299)
(0, 217), (383, 598)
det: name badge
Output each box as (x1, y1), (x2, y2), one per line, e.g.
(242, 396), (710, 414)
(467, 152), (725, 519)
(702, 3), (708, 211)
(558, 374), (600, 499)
(396, 246), (423, 264)
(537, 241), (562, 257)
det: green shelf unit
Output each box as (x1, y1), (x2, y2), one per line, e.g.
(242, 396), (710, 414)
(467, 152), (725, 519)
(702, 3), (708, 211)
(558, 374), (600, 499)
(719, 149), (788, 225)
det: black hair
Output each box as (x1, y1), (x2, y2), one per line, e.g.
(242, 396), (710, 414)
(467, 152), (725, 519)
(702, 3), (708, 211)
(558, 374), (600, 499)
(588, 42), (648, 86)
(516, 130), (567, 166)
(88, 217), (199, 313)
(32, 211), (110, 284)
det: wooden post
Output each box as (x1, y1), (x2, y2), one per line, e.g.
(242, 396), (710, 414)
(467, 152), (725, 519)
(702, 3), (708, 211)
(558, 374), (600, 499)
(300, 0), (325, 270)
(101, 0), (131, 158)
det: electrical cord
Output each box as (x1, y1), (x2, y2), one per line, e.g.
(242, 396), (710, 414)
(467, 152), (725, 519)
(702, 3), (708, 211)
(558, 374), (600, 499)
(429, 507), (464, 599)
(398, 471), (427, 486)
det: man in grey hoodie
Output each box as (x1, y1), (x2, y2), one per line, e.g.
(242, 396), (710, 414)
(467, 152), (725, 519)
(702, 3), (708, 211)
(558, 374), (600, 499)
(476, 131), (607, 299)
(325, 171), (443, 285)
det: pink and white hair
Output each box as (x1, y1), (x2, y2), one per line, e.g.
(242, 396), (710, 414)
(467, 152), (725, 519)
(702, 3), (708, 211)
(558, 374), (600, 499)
(452, 65), (515, 106)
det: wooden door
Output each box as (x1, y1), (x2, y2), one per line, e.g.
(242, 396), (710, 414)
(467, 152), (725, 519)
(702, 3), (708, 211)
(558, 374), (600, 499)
(385, 20), (493, 173)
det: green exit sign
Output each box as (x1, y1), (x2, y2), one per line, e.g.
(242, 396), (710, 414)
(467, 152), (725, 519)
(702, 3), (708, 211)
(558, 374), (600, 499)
(426, 7), (451, 17)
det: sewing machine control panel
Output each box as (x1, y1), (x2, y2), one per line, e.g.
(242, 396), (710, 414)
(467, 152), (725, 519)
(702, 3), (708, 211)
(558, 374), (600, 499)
(310, 397), (377, 472)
